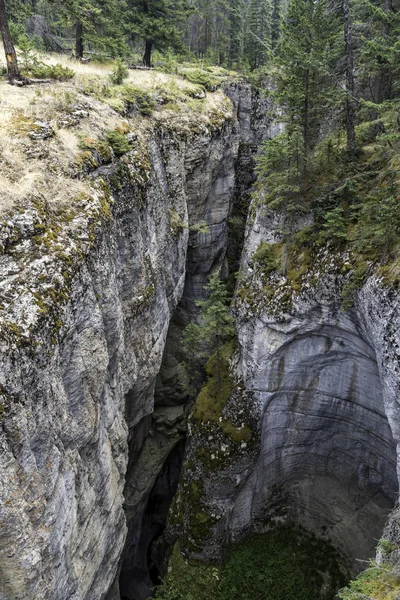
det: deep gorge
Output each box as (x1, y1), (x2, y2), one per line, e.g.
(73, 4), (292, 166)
(0, 80), (399, 600)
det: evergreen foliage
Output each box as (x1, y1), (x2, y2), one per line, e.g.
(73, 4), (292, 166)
(274, 0), (342, 160)
(109, 57), (128, 84)
(244, 0), (272, 70)
(127, 0), (193, 65)
(183, 272), (234, 391)
(252, 0), (400, 279)
(55, 0), (128, 57)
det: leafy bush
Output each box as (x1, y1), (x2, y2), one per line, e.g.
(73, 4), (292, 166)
(109, 58), (129, 85)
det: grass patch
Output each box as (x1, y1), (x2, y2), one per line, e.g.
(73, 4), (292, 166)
(338, 565), (400, 600)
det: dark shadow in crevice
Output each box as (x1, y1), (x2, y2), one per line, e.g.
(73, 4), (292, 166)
(119, 440), (185, 600)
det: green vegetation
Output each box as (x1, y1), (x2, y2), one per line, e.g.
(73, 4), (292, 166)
(337, 537), (400, 600)
(255, 100), (400, 288)
(338, 564), (400, 600)
(243, 0), (400, 303)
(183, 272), (235, 385)
(106, 129), (131, 156)
(156, 526), (348, 600)
(193, 340), (252, 442)
(109, 58), (128, 85)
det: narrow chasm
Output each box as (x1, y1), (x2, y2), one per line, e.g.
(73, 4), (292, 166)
(119, 439), (185, 600)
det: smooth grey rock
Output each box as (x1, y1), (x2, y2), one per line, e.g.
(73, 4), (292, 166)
(178, 196), (400, 574)
(0, 84), (265, 600)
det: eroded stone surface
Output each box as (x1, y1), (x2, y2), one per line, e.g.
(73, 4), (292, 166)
(175, 198), (400, 573)
(0, 91), (241, 600)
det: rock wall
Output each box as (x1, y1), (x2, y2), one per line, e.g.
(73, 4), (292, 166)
(175, 198), (400, 573)
(121, 82), (276, 599)
(0, 88), (246, 600)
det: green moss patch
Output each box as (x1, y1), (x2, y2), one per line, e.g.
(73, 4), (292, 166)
(193, 341), (235, 423)
(156, 526), (348, 600)
(192, 340), (252, 443)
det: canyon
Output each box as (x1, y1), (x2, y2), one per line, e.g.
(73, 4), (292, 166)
(0, 78), (399, 600)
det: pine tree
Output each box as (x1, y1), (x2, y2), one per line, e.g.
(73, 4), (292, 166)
(183, 272), (235, 392)
(356, 0), (400, 103)
(271, 0), (282, 49)
(187, 0), (231, 62)
(57, 0), (127, 58)
(255, 127), (306, 270)
(245, 0), (272, 70)
(127, 0), (192, 66)
(274, 0), (342, 163)
(228, 0), (244, 67)
(0, 0), (21, 82)
(343, 0), (356, 151)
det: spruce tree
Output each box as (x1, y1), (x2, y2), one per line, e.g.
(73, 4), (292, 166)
(183, 272), (235, 393)
(228, 0), (245, 67)
(245, 0), (272, 70)
(127, 0), (192, 66)
(356, 0), (400, 103)
(0, 0), (21, 82)
(274, 0), (342, 163)
(271, 0), (282, 49)
(343, 0), (356, 151)
(57, 0), (127, 58)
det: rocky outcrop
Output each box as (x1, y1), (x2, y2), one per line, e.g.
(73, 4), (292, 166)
(122, 82), (276, 599)
(175, 200), (400, 574)
(0, 88), (243, 600)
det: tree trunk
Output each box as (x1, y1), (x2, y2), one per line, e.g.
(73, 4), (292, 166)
(0, 0), (20, 82)
(375, 0), (394, 104)
(343, 0), (356, 152)
(302, 69), (310, 174)
(143, 40), (152, 67)
(271, 0), (280, 48)
(75, 21), (83, 58)
(216, 342), (221, 394)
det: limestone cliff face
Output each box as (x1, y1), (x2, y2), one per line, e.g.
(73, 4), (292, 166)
(176, 198), (400, 572)
(0, 85), (251, 600)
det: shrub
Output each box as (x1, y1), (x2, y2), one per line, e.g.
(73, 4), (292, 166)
(106, 130), (131, 156)
(251, 241), (279, 274)
(183, 68), (216, 90)
(122, 85), (156, 115)
(27, 62), (75, 81)
(109, 58), (129, 85)
(156, 526), (348, 600)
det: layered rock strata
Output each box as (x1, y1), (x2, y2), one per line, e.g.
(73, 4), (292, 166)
(0, 87), (243, 600)
(175, 202), (399, 573)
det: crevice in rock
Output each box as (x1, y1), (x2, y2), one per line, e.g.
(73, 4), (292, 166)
(226, 141), (258, 291)
(115, 84), (277, 600)
(119, 440), (185, 600)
